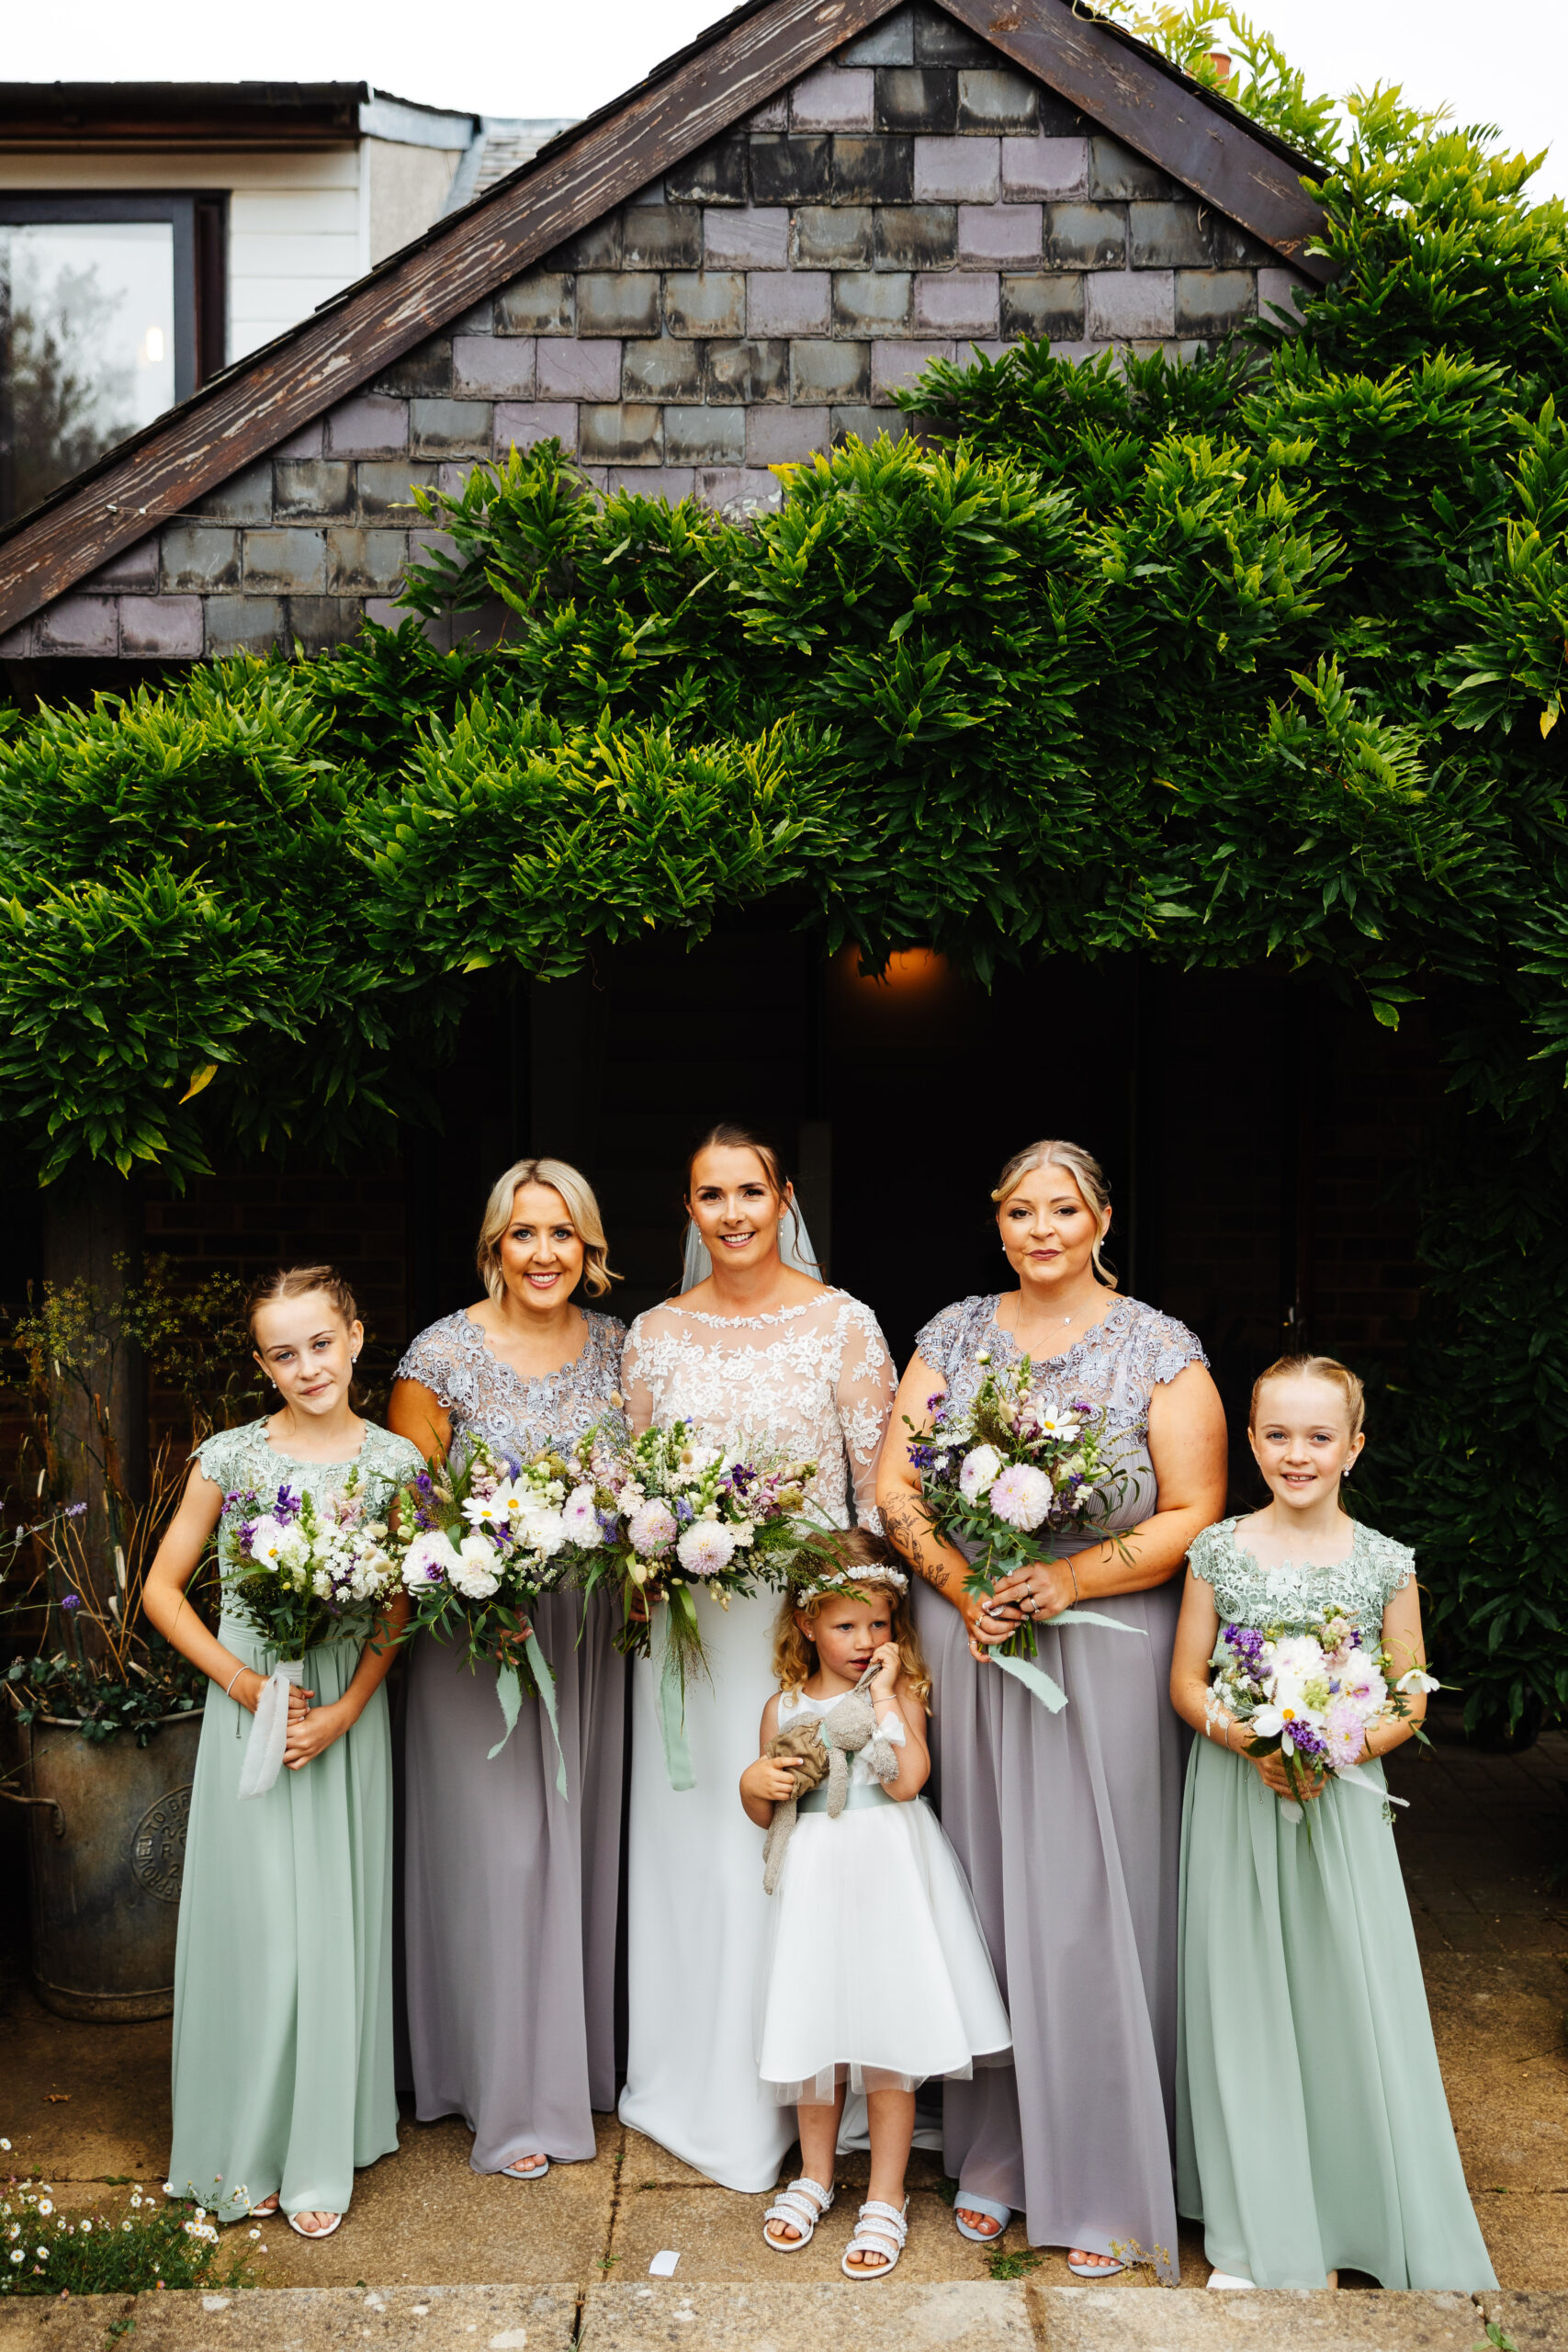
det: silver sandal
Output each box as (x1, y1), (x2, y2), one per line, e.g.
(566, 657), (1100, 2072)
(761, 2176), (834, 2250)
(842, 2199), (908, 2278)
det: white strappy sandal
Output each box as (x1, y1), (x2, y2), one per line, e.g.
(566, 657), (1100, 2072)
(842, 2199), (908, 2278)
(761, 2176), (834, 2250)
(287, 2211), (342, 2240)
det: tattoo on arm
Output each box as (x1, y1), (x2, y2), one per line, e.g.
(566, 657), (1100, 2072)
(883, 1494), (953, 1593)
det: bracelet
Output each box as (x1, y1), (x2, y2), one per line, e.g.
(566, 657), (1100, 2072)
(223, 1665), (245, 1699)
(1068, 1559), (1080, 1603)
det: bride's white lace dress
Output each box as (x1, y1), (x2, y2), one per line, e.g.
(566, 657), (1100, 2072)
(616, 1288), (895, 2189)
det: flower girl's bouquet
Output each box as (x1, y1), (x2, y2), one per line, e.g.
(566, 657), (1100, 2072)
(1209, 1609), (1438, 1825)
(566, 1420), (816, 1789)
(390, 1438), (573, 1783)
(907, 1353), (1142, 1712)
(224, 1474), (398, 1799)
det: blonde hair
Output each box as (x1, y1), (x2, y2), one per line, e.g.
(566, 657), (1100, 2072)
(991, 1139), (1115, 1286)
(476, 1158), (617, 1302)
(773, 1531), (931, 1703)
(247, 1262), (360, 1339)
(1248, 1353), (1367, 1441)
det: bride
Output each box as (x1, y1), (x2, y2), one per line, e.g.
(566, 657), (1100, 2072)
(617, 1123), (896, 2190)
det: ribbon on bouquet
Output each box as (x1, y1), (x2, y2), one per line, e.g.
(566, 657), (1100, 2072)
(236, 1657), (305, 1801)
(1279, 1758), (1409, 1827)
(987, 1605), (1145, 1713)
(652, 1592), (696, 1794)
(488, 1633), (570, 1798)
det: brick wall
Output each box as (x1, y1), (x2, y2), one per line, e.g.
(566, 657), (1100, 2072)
(1, 2), (1310, 666)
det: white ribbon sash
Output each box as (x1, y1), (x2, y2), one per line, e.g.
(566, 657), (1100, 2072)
(237, 1658), (305, 1801)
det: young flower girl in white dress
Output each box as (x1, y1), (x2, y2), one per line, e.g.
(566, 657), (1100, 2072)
(740, 1533), (1010, 2278)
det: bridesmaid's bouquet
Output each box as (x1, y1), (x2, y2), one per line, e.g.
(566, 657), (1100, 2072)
(390, 1438), (574, 1779)
(1209, 1611), (1438, 1826)
(226, 1474), (399, 1658)
(907, 1354), (1140, 1713)
(223, 1475), (399, 1798)
(565, 1419), (817, 1789)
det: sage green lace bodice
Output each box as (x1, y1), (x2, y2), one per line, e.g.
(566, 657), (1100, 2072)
(1190, 1514), (1414, 1633)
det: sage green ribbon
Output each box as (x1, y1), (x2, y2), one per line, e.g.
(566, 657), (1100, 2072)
(987, 1605), (1145, 1713)
(488, 1634), (570, 1798)
(653, 1592), (696, 1793)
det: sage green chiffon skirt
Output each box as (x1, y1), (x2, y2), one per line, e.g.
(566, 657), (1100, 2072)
(168, 1620), (399, 2222)
(1176, 1736), (1495, 2290)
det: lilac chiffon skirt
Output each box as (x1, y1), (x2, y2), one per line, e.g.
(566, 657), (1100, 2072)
(918, 1567), (1187, 2277)
(402, 1589), (624, 2168)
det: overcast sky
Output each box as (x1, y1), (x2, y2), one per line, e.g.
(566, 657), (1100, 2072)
(8, 2), (1565, 201)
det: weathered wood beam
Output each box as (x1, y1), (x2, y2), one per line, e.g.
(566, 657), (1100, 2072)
(0, 0), (900, 635)
(947, 0), (1329, 276)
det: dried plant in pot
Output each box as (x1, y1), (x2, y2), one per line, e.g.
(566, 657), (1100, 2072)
(0, 1261), (260, 2019)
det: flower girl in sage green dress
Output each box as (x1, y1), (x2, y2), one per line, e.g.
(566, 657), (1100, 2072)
(1170, 1354), (1495, 2292)
(143, 1265), (422, 2242)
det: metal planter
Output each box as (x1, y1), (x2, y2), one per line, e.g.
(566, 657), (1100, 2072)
(8, 1709), (203, 2020)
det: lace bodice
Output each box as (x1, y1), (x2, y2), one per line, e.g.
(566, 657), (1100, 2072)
(195, 1418), (423, 1576)
(395, 1307), (627, 1464)
(1189, 1515), (1414, 1632)
(621, 1289), (895, 1531)
(914, 1292), (1208, 1545)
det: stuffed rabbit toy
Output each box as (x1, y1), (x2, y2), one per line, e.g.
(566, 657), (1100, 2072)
(761, 1662), (900, 1894)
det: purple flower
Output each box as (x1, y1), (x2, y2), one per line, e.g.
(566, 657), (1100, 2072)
(908, 1443), (935, 1471)
(65, 1502), (87, 1520)
(673, 1497), (694, 1525)
(1286, 1716), (1329, 1764)
(275, 1486), (302, 1526)
(927, 1394), (946, 1415)
(61, 1592), (81, 1612)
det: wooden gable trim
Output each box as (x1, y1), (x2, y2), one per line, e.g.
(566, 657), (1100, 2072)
(947, 0), (1329, 275)
(0, 0), (1326, 638)
(0, 0), (898, 636)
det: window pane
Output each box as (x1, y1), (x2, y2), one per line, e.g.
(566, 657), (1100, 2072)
(0, 220), (175, 520)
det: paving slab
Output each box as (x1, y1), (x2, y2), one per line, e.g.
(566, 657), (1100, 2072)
(1030, 2286), (1483, 2348)
(0, 2289), (579, 2352)
(1424, 1957), (1568, 2193)
(1474, 2290), (1568, 2348)
(243, 2118), (622, 2290)
(1467, 2192), (1568, 2292)
(2, 1978), (170, 2180)
(616, 2132), (709, 2192)
(606, 2179), (999, 2286)
(580, 2278), (1034, 2348)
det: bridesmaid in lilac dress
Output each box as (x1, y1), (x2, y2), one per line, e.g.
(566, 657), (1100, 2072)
(389, 1157), (626, 2180)
(879, 1140), (1226, 2280)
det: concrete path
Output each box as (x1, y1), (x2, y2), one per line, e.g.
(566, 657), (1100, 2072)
(3, 2281), (1566, 2351)
(2, 1712), (1564, 2322)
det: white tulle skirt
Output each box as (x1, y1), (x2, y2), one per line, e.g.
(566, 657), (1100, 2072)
(756, 1792), (1011, 2105)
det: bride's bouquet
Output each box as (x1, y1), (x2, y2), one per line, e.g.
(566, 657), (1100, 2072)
(390, 1438), (574, 1781)
(565, 1419), (817, 1789)
(1209, 1610), (1438, 1826)
(907, 1353), (1141, 1712)
(224, 1474), (399, 1798)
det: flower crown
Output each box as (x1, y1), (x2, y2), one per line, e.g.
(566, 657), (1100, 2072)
(794, 1562), (909, 1599)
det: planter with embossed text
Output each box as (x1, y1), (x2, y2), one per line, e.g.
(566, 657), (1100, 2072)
(9, 1711), (202, 2020)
